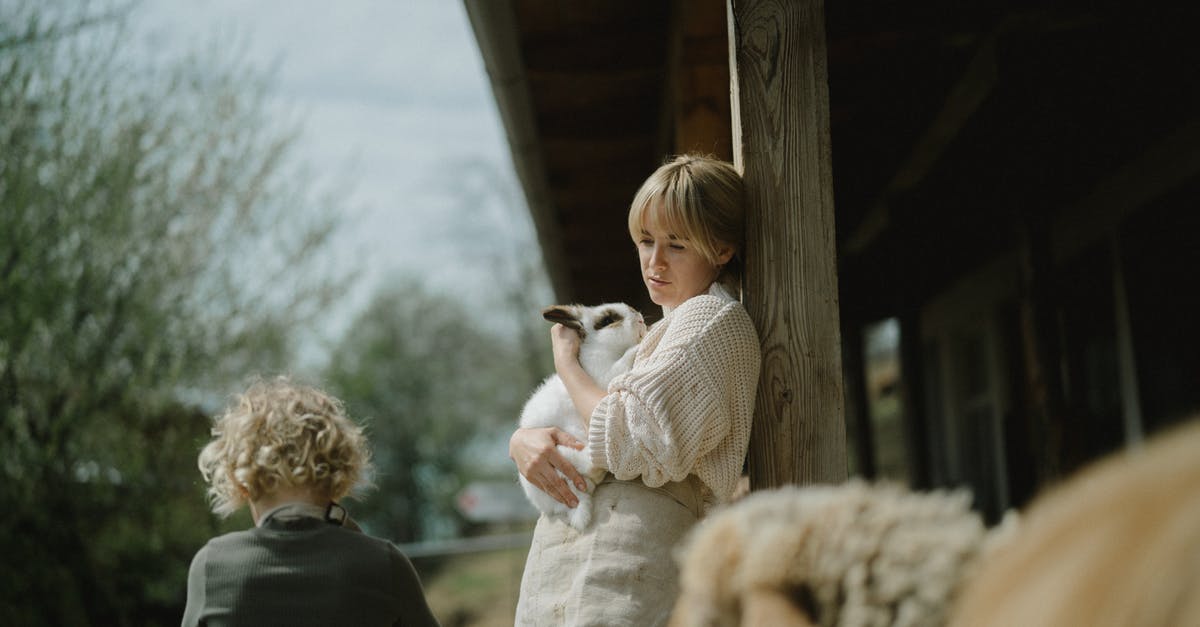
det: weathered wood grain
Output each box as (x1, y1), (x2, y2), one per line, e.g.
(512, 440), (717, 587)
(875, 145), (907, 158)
(728, 0), (847, 488)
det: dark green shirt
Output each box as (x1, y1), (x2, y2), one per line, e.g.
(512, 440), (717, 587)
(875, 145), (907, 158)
(182, 506), (439, 627)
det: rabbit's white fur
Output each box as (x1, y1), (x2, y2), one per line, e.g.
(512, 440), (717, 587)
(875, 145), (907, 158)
(518, 302), (646, 530)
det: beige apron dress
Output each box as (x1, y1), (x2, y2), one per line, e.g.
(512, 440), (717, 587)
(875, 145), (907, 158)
(515, 472), (705, 626)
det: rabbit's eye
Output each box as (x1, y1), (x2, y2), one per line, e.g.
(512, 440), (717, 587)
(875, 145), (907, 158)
(595, 312), (623, 330)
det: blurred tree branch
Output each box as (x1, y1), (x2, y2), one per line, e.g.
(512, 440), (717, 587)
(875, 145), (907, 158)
(325, 281), (526, 544)
(0, 1), (134, 51)
(0, 2), (346, 624)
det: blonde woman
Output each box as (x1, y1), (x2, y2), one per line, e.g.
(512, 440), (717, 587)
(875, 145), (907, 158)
(182, 377), (439, 627)
(509, 154), (762, 625)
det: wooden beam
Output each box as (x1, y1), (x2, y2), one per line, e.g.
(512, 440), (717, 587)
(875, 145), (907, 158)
(672, 0), (733, 159)
(1053, 118), (1200, 263)
(463, 0), (572, 301)
(897, 309), (932, 489)
(845, 34), (998, 255)
(729, 0), (847, 488)
(1110, 235), (1145, 446)
(841, 9), (1109, 257)
(1016, 212), (1068, 484)
(843, 323), (876, 478)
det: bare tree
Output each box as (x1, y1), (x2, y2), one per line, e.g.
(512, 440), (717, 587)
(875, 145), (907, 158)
(430, 157), (555, 391)
(0, 3), (346, 623)
(325, 280), (525, 543)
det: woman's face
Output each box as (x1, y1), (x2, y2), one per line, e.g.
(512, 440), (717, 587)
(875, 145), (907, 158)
(636, 220), (731, 309)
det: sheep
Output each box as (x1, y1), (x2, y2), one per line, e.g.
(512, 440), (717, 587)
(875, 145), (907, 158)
(949, 418), (1200, 627)
(669, 480), (1012, 627)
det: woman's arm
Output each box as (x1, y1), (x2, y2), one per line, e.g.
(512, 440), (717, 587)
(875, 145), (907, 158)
(588, 297), (760, 489)
(506, 321), (609, 509)
(551, 323), (607, 426)
(508, 323), (610, 509)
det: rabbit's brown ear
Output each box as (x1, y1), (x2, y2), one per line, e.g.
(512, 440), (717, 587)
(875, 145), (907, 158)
(542, 305), (582, 330)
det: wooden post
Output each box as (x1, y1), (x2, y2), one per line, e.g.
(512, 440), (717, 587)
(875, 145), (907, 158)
(1016, 210), (1067, 483)
(728, 0), (847, 488)
(842, 322), (876, 479)
(898, 310), (932, 489)
(1110, 234), (1145, 446)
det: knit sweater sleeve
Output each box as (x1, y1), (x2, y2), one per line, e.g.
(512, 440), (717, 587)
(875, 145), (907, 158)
(588, 295), (760, 496)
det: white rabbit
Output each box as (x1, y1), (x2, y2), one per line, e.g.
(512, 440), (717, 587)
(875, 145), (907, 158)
(518, 302), (646, 530)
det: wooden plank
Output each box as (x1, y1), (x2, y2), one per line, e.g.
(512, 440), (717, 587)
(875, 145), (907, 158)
(463, 0), (572, 301)
(1110, 235), (1145, 445)
(528, 69), (664, 136)
(516, 0), (666, 36)
(843, 322), (876, 478)
(673, 0), (733, 159)
(521, 26), (667, 73)
(1052, 118), (1200, 263)
(729, 0), (847, 488)
(676, 63), (733, 158)
(558, 226), (633, 252)
(898, 309), (931, 489)
(542, 137), (658, 165)
(1016, 213), (1067, 484)
(845, 34), (998, 255)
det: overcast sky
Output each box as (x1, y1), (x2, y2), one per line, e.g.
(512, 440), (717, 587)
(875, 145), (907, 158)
(134, 0), (542, 349)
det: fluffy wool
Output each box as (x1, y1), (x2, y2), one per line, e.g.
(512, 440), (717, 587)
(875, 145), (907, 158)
(950, 418), (1200, 627)
(670, 480), (1013, 627)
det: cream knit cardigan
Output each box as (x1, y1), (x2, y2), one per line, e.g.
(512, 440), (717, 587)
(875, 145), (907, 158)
(588, 283), (761, 510)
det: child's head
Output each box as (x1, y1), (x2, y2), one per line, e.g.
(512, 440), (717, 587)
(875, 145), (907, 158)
(198, 377), (371, 517)
(627, 154), (746, 286)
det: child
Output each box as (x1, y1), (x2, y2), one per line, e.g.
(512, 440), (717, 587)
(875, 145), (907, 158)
(182, 377), (439, 626)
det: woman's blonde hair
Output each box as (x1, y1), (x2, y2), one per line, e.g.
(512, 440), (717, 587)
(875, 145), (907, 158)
(198, 377), (371, 517)
(628, 154), (746, 286)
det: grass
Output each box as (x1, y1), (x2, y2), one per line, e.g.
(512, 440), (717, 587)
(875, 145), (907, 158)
(415, 546), (529, 627)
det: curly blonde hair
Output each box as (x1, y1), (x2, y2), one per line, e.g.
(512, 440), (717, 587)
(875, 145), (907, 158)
(198, 377), (371, 517)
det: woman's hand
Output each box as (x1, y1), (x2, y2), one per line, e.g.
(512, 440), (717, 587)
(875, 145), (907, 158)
(551, 323), (583, 371)
(550, 322), (607, 427)
(509, 427), (588, 508)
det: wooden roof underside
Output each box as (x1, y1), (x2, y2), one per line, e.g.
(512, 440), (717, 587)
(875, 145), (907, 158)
(467, 0), (1200, 316)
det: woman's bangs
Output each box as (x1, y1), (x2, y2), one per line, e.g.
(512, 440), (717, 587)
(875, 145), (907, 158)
(642, 194), (698, 240)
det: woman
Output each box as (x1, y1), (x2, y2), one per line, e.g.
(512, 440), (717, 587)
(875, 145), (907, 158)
(510, 154), (762, 625)
(183, 377), (439, 627)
